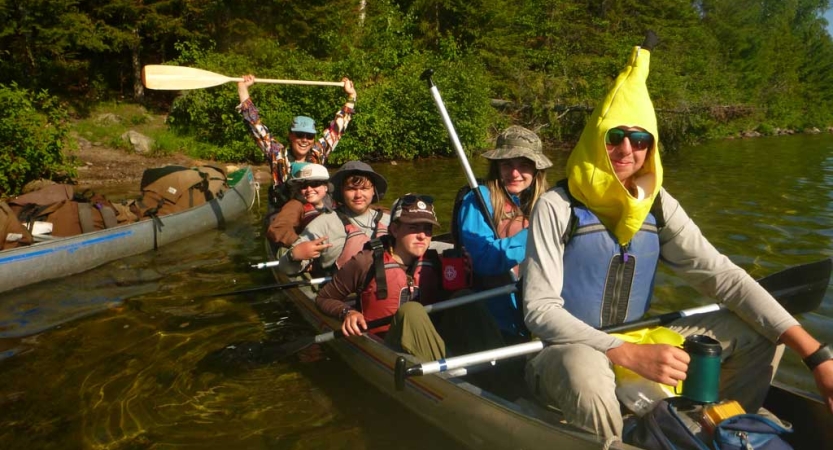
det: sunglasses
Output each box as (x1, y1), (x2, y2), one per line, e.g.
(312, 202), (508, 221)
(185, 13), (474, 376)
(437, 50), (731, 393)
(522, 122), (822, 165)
(605, 128), (654, 150)
(400, 194), (434, 206)
(299, 180), (327, 189)
(293, 132), (315, 140)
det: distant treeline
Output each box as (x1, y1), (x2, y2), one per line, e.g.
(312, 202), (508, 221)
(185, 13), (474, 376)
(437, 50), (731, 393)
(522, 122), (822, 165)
(2, 0), (832, 164)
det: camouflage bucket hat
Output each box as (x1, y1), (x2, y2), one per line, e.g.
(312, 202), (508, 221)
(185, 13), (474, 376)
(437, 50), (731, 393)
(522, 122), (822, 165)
(481, 125), (553, 170)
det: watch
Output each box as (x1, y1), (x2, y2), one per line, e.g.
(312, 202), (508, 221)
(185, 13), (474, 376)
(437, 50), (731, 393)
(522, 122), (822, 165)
(803, 343), (833, 371)
(339, 307), (354, 321)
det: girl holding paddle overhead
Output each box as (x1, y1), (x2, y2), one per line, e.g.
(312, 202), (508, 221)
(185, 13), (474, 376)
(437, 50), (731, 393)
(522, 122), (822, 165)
(456, 125), (551, 340)
(237, 74), (356, 207)
(522, 33), (833, 440)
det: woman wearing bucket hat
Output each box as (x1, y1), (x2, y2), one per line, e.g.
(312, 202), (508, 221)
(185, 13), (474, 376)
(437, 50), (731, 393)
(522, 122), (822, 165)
(265, 162), (334, 248)
(278, 161), (390, 276)
(237, 74), (357, 207)
(456, 125), (552, 340)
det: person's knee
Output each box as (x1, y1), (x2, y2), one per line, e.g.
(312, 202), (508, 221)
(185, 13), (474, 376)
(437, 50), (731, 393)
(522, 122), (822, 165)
(526, 345), (615, 399)
(397, 301), (427, 319)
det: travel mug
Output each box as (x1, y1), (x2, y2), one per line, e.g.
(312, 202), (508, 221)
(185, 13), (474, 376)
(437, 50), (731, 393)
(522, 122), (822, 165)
(677, 334), (722, 404)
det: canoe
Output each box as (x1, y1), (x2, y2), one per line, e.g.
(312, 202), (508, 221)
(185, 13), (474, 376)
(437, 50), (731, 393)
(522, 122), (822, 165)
(0, 166), (257, 294)
(264, 239), (832, 449)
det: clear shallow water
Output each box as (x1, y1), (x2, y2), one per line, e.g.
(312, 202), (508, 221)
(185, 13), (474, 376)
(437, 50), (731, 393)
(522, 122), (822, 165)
(0, 133), (831, 448)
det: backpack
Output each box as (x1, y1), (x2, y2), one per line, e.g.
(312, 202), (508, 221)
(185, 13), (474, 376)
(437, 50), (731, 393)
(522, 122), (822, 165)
(1, 201), (34, 249)
(9, 184), (125, 237)
(131, 165), (222, 219)
(196, 165), (229, 200)
(627, 399), (793, 450)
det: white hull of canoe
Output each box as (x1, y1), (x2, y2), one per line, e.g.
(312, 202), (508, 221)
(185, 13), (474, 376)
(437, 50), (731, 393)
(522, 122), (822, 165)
(272, 269), (638, 450)
(0, 167), (257, 294)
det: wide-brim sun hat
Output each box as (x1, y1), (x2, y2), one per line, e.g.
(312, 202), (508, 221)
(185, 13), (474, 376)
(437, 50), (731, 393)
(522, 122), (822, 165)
(330, 160), (388, 203)
(481, 125), (553, 170)
(287, 162), (330, 186)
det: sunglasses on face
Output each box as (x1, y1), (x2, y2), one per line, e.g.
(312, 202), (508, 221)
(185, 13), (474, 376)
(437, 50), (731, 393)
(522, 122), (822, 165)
(605, 128), (654, 150)
(293, 132), (315, 140)
(299, 180), (327, 189)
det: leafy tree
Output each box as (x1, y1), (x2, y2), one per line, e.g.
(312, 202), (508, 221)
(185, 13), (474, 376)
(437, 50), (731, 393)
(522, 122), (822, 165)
(0, 84), (76, 198)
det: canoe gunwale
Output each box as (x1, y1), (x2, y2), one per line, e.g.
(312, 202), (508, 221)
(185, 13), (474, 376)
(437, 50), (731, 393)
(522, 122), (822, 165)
(0, 167), (257, 294)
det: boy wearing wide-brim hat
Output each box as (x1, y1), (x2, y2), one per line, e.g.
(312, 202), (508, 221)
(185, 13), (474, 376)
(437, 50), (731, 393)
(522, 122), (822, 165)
(278, 160), (390, 276)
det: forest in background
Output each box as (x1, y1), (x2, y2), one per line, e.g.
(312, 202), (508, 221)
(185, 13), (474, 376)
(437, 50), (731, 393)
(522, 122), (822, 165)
(2, 0), (832, 195)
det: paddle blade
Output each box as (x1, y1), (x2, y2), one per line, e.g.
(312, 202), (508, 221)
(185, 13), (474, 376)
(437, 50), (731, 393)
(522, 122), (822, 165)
(142, 65), (236, 90)
(761, 258), (832, 314)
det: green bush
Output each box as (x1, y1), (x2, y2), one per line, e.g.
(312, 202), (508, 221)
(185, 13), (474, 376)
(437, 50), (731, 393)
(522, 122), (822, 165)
(0, 84), (76, 198)
(165, 40), (497, 164)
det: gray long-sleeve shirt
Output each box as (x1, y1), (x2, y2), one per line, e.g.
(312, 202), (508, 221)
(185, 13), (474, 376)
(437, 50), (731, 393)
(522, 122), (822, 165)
(278, 208), (390, 275)
(522, 187), (799, 352)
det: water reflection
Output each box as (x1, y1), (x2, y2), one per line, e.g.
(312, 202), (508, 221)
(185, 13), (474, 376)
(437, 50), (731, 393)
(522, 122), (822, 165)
(0, 133), (831, 448)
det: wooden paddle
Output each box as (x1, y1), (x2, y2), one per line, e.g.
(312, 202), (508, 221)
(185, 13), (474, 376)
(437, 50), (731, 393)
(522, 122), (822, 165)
(394, 257), (832, 390)
(142, 65), (344, 90)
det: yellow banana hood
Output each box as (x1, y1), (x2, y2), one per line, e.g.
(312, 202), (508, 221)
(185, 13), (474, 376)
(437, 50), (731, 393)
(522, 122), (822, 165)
(566, 46), (663, 246)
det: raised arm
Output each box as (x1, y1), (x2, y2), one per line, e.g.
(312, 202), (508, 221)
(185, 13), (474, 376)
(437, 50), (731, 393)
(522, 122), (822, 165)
(314, 78), (357, 164)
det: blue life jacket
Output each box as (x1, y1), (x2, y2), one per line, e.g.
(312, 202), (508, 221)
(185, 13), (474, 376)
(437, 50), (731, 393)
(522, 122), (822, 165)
(558, 180), (664, 328)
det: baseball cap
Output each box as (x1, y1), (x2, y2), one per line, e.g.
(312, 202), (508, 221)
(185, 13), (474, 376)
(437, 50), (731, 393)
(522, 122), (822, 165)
(390, 194), (440, 227)
(290, 116), (317, 135)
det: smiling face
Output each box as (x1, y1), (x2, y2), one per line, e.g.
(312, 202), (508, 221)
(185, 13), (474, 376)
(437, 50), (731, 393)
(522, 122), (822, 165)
(605, 126), (652, 183)
(288, 131), (315, 159)
(296, 181), (328, 207)
(341, 176), (375, 215)
(497, 157), (536, 195)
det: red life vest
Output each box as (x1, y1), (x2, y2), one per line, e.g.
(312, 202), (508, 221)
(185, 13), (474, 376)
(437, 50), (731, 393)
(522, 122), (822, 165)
(359, 243), (441, 334)
(299, 201), (321, 230)
(334, 209), (388, 269)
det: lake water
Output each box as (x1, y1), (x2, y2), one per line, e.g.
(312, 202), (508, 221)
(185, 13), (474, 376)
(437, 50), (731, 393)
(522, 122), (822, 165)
(1, 133), (831, 449)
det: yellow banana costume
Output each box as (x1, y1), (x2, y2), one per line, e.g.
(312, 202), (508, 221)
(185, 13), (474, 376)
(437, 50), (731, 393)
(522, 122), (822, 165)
(566, 45), (663, 246)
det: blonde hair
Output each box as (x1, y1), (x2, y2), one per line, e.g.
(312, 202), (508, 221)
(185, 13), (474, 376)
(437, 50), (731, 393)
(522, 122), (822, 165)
(485, 161), (549, 229)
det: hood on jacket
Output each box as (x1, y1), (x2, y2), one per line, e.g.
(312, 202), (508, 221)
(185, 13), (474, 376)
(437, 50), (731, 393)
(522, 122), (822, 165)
(565, 44), (663, 246)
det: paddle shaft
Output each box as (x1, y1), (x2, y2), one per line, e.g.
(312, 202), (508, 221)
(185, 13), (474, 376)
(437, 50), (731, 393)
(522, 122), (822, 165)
(142, 65), (343, 90)
(251, 260), (281, 269)
(395, 258), (832, 388)
(400, 304), (721, 381)
(312, 283), (519, 345)
(208, 276), (331, 297)
(421, 69), (500, 239)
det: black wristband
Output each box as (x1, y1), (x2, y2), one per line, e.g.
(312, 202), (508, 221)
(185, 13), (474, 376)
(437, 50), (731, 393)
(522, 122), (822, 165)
(803, 343), (833, 371)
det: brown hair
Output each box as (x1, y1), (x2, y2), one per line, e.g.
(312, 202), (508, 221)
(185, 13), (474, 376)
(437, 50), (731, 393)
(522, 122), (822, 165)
(342, 175), (374, 190)
(485, 160), (549, 229)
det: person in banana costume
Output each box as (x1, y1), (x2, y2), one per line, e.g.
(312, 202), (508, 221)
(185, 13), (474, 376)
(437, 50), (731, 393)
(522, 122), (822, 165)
(521, 32), (833, 439)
